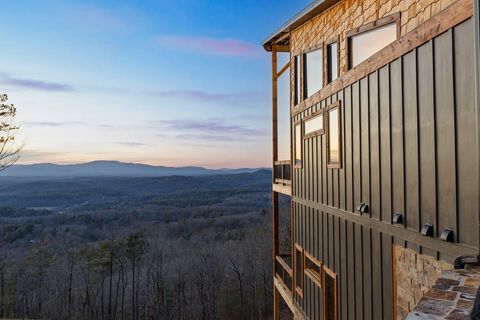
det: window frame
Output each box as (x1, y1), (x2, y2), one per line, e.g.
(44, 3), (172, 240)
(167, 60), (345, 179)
(294, 244), (304, 298)
(323, 266), (338, 320)
(303, 109), (325, 139)
(302, 43), (324, 100)
(294, 55), (301, 106)
(346, 13), (401, 70)
(293, 120), (303, 168)
(326, 36), (340, 84)
(326, 101), (342, 169)
(304, 251), (322, 288)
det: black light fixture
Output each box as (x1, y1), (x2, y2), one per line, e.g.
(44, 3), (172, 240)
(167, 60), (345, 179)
(440, 228), (454, 242)
(355, 202), (369, 214)
(421, 223), (434, 237)
(393, 212), (403, 224)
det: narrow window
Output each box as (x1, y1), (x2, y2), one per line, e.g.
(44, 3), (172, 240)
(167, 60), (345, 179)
(295, 245), (304, 297)
(304, 112), (324, 138)
(303, 48), (323, 98)
(348, 21), (397, 68)
(294, 55), (301, 105)
(294, 123), (302, 165)
(323, 267), (337, 320)
(304, 252), (322, 287)
(327, 102), (341, 168)
(327, 41), (338, 83)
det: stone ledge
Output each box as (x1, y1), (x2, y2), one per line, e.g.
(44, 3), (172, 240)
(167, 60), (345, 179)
(406, 266), (480, 320)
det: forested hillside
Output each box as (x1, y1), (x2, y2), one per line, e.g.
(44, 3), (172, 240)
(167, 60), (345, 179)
(0, 170), (291, 320)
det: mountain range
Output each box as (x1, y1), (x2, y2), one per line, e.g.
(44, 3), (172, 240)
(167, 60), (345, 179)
(0, 161), (266, 177)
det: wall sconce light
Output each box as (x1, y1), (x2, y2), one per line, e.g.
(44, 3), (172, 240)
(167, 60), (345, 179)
(393, 212), (403, 224)
(440, 228), (454, 242)
(355, 202), (369, 214)
(421, 223), (434, 237)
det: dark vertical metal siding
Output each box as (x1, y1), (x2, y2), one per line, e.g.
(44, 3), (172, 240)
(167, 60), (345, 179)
(291, 18), (478, 320)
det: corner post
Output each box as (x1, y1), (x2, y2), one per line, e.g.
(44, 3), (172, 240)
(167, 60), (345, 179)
(272, 45), (280, 320)
(474, 0), (480, 253)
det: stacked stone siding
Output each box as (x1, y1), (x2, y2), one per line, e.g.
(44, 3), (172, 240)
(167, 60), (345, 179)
(407, 267), (480, 319)
(394, 246), (453, 319)
(289, 0), (457, 104)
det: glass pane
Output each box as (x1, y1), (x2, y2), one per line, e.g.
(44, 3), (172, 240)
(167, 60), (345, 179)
(304, 49), (323, 98)
(350, 22), (397, 67)
(295, 124), (302, 163)
(328, 42), (338, 82)
(304, 114), (323, 135)
(329, 108), (339, 164)
(295, 248), (303, 290)
(295, 56), (301, 104)
(325, 273), (336, 320)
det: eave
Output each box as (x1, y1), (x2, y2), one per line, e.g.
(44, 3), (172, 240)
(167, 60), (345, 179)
(262, 0), (342, 52)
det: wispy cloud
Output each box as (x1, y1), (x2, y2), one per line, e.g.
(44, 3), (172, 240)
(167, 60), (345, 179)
(153, 36), (262, 57)
(23, 121), (84, 127)
(153, 118), (268, 143)
(145, 89), (268, 104)
(0, 73), (73, 92)
(115, 142), (148, 147)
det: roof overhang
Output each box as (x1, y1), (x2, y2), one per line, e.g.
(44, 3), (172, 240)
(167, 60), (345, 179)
(262, 0), (342, 52)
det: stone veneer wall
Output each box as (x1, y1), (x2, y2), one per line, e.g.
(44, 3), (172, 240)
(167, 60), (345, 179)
(407, 266), (480, 319)
(395, 246), (453, 319)
(289, 0), (458, 104)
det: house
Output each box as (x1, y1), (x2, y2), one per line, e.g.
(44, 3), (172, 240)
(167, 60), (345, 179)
(264, 0), (480, 319)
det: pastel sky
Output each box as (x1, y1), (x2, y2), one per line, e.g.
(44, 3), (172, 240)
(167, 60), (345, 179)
(1, 0), (309, 168)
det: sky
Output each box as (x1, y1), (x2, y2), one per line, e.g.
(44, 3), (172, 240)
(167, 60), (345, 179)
(1, 0), (310, 168)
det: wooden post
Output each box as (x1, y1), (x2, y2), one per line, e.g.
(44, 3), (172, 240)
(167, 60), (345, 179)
(272, 46), (280, 320)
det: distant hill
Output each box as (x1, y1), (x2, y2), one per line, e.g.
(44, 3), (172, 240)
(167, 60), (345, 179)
(0, 160), (267, 178)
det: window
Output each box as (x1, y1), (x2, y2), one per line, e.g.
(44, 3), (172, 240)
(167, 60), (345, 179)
(294, 55), (301, 105)
(304, 252), (322, 287)
(327, 41), (339, 83)
(295, 245), (304, 297)
(304, 112), (324, 138)
(323, 267), (337, 320)
(303, 48), (323, 98)
(348, 20), (398, 68)
(327, 102), (341, 168)
(294, 123), (302, 166)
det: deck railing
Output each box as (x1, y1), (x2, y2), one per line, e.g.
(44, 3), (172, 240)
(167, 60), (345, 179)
(273, 160), (291, 184)
(275, 254), (293, 294)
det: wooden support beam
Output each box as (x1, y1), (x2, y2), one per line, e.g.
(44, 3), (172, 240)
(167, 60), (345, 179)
(272, 44), (290, 53)
(276, 61), (290, 79)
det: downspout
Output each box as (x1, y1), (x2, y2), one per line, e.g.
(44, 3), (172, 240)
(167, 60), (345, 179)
(475, 0), (480, 259)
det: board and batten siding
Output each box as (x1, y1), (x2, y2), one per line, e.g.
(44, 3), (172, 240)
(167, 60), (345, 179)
(291, 17), (479, 320)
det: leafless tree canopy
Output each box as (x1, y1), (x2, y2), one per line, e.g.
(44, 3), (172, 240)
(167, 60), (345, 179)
(0, 94), (21, 170)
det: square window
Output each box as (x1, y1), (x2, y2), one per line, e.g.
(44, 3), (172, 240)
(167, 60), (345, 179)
(348, 21), (397, 68)
(304, 113), (324, 138)
(303, 48), (323, 98)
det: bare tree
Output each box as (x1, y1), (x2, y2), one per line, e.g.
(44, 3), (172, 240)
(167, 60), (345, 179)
(0, 94), (21, 170)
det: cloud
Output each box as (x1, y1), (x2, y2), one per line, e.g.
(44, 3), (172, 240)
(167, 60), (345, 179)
(153, 118), (268, 144)
(145, 89), (268, 104)
(23, 121), (84, 127)
(115, 142), (148, 147)
(0, 73), (73, 92)
(153, 36), (262, 57)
